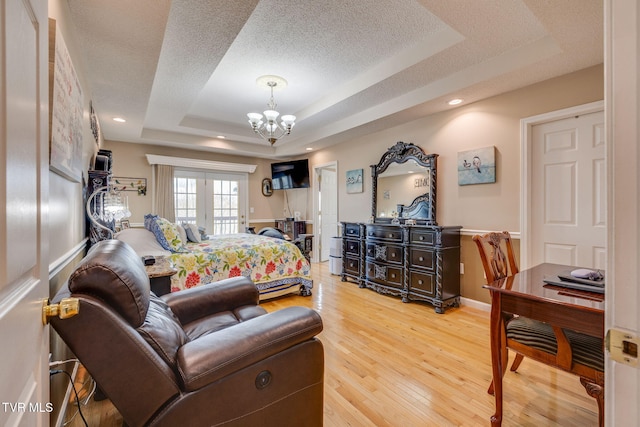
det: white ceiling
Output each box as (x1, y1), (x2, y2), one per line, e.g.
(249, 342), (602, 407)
(66, 0), (603, 159)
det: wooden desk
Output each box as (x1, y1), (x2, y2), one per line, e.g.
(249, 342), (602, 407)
(483, 263), (605, 426)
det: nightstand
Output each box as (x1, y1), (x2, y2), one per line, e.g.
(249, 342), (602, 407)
(145, 257), (177, 296)
(293, 234), (313, 262)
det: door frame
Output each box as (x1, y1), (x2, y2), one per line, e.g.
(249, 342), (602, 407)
(520, 100), (604, 269)
(312, 161), (338, 263)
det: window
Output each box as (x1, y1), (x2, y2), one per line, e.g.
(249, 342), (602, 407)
(174, 176), (197, 224)
(174, 170), (247, 235)
(211, 179), (239, 234)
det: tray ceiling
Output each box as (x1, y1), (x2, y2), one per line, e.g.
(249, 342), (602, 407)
(67, 0), (603, 158)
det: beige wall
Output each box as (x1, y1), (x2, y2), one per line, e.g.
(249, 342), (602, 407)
(48, 0), (100, 262)
(102, 140), (307, 226)
(103, 65), (602, 305)
(308, 65), (603, 230)
(308, 64), (603, 304)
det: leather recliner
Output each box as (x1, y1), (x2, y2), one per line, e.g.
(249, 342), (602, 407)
(50, 240), (324, 427)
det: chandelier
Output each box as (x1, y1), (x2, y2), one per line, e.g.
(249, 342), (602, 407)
(86, 183), (131, 240)
(247, 75), (296, 145)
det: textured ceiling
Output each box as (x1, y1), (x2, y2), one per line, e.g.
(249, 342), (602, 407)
(66, 0), (603, 159)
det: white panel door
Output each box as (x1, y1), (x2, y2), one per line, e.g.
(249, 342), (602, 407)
(318, 164), (338, 262)
(0, 0), (50, 425)
(531, 111), (606, 268)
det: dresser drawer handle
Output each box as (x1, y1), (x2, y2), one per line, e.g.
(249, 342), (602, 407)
(419, 236), (424, 241)
(418, 256), (424, 262)
(388, 233), (394, 238)
(350, 262), (355, 267)
(418, 279), (423, 285)
(391, 273), (396, 278)
(391, 253), (396, 257)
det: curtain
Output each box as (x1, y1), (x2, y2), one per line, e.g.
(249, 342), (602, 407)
(154, 164), (175, 222)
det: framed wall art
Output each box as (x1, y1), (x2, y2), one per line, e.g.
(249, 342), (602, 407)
(112, 177), (147, 195)
(49, 19), (83, 182)
(90, 100), (101, 146)
(458, 146), (496, 185)
(346, 169), (363, 194)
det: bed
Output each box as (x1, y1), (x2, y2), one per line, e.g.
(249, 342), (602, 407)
(115, 226), (313, 300)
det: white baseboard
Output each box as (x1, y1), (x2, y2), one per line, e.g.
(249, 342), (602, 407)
(460, 297), (490, 312)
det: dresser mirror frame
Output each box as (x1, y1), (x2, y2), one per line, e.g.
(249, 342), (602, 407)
(371, 141), (438, 225)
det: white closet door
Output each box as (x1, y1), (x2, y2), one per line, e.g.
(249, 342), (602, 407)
(530, 110), (606, 268)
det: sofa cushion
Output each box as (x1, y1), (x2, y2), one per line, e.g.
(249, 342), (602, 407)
(68, 240), (150, 327)
(182, 305), (268, 341)
(138, 294), (189, 367)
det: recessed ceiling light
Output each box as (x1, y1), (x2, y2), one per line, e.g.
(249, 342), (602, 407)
(448, 98), (463, 106)
(306, 147), (313, 151)
(113, 117), (126, 123)
(216, 135), (226, 139)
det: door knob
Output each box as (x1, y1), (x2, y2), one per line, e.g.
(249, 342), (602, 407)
(42, 298), (79, 325)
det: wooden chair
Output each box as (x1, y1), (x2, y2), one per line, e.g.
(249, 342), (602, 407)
(473, 231), (523, 394)
(473, 231), (604, 426)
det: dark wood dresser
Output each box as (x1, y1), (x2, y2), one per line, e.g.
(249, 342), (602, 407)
(341, 222), (461, 313)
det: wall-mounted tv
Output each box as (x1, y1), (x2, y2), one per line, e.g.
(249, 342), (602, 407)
(271, 159), (310, 190)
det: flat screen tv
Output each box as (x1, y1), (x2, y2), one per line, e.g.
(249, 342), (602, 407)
(271, 159), (310, 190)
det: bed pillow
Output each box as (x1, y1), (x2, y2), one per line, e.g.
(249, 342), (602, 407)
(198, 226), (208, 241)
(114, 228), (171, 257)
(145, 216), (172, 250)
(183, 223), (201, 243)
(176, 223), (188, 245)
(155, 217), (186, 252)
(144, 213), (159, 231)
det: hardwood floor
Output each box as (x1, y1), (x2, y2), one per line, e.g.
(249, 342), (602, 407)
(68, 262), (598, 426)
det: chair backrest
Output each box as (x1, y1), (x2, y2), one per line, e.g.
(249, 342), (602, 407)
(472, 231), (519, 283)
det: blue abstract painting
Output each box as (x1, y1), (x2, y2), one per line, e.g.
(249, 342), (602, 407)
(346, 169), (363, 193)
(458, 146), (496, 185)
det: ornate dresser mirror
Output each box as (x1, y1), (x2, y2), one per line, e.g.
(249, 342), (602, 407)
(371, 141), (438, 225)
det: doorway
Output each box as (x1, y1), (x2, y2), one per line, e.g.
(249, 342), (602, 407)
(313, 162), (338, 263)
(174, 170), (248, 234)
(521, 101), (605, 269)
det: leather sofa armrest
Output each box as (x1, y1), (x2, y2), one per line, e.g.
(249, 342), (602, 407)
(161, 277), (259, 325)
(177, 306), (323, 392)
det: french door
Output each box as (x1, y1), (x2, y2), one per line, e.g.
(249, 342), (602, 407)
(174, 170), (248, 235)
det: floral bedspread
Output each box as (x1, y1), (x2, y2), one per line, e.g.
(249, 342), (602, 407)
(168, 234), (312, 295)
